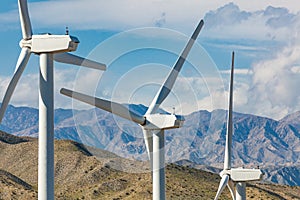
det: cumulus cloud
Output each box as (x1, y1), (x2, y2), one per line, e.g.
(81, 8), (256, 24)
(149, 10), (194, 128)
(264, 6), (295, 29)
(199, 3), (300, 119)
(205, 3), (251, 26)
(215, 46), (300, 120)
(245, 41), (300, 119)
(203, 3), (297, 42)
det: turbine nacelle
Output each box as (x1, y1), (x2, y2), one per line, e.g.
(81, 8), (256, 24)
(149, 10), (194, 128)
(230, 168), (263, 182)
(220, 168), (263, 182)
(20, 34), (79, 53)
(143, 114), (184, 130)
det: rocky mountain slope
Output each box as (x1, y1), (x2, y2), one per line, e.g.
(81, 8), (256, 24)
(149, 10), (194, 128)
(1, 104), (300, 185)
(0, 130), (299, 199)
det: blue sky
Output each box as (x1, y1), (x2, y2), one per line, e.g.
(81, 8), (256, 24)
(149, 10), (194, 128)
(1, 0), (300, 120)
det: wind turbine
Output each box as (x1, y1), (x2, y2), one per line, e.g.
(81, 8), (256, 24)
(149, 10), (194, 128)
(214, 52), (263, 200)
(0, 0), (106, 199)
(60, 19), (204, 200)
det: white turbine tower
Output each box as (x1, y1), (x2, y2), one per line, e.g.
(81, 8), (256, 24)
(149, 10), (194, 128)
(0, 0), (106, 199)
(60, 19), (204, 200)
(214, 52), (263, 200)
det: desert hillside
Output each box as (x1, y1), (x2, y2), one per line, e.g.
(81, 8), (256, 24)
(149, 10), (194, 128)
(0, 130), (299, 199)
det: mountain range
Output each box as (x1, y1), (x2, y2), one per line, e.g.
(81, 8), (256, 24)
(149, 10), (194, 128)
(1, 104), (300, 186)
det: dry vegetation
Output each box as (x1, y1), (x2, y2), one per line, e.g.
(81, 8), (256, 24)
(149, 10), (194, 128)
(0, 131), (299, 199)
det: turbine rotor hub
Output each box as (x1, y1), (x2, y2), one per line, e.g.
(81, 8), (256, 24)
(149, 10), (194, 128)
(19, 39), (32, 49)
(219, 169), (231, 177)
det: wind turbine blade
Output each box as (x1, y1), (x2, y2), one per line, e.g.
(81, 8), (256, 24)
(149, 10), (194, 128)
(224, 51), (235, 170)
(214, 174), (229, 200)
(53, 53), (106, 71)
(60, 88), (145, 125)
(18, 0), (32, 40)
(146, 20), (204, 114)
(227, 179), (236, 200)
(142, 128), (153, 160)
(0, 48), (31, 123)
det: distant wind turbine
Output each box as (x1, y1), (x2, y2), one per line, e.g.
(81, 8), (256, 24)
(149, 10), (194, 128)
(214, 52), (263, 200)
(60, 19), (204, 200)
(0, 0), (106, 199)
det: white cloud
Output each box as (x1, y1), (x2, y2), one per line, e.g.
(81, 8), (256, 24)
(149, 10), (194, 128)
(245, 41), (300, 119)
(195, 75), (251, 114)
(206, 43), (268, 52)
(0, 68), (82, 109)
(0, 73), (39, 108)
(233, 1), (300, 13)
(1, 1), (299, 35)
(221, 68), (253, 75)
(203, 3), (297, 42)
(291, 66), (300, 73)
(197, 91), (226, 112)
